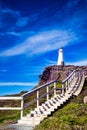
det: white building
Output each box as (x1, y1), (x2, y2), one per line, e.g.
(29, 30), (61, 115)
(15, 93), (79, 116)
(57, 48), (64, 66)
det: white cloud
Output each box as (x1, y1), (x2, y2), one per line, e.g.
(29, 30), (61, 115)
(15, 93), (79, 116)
(0, 82), (37, 86)
(0, 30), (77, 57)
(1, 8), (20, 17)
(66, 60), (87, 66)
(45, 59), (87, 66)
(1, 69), (7, 72)
(6, 31), (20, 36)
(45, 59), (57, 65)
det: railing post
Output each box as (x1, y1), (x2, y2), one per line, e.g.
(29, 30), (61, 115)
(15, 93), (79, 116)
(78, 71), (80, 80)
(68, 78), (70, 88)
(37, 90), (39, 107)
(70, 77), (71, 87)
(69, 76), (71, 86)
(62, 83), (64, 95)
(66, 80), (68, 91)
(21, 98), (24, 119)
(83, 71), (85, 77)
(54, 82), (56, 96)
(70, 76), (72, 86)
(71, 74), (73, 83)
(77, 71), (79, 79)
(73, 72), (75, 80)
(68, 78), (70, 87)
(47, 86), (49, 101)
(74, 71), (76, 77)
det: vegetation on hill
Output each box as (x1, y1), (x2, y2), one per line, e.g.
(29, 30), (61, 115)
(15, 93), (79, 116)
(34, 79), (87, 130)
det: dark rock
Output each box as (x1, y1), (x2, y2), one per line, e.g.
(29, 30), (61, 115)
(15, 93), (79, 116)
(39, 65), (87, 85)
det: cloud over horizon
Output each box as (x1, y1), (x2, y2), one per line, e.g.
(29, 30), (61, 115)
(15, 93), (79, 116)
(0, 30), (77, 57)
(0, 82), (37, 86)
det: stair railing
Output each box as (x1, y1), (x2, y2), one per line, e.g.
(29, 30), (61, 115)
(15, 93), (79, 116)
(62, 70), (78, 95)
(0, 69), (81, 120)
(20, 70), (78, 119)
(21, 79), (58, 118)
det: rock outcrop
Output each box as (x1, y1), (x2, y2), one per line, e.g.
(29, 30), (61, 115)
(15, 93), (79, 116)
(39, 65), (87, 85)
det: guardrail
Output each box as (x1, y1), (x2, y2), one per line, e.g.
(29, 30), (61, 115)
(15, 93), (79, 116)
(0, 69), (80, 119)
(0, 96), (23, 112)
(21, 79), (58, 118)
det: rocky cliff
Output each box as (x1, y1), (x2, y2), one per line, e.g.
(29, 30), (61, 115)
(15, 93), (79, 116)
(39, 65), (87, 85)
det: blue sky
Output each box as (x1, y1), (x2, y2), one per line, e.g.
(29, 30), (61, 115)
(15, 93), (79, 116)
(0, 0), (87, 95)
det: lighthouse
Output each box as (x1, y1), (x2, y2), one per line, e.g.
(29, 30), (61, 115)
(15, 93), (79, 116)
(57, 48), (64, 66)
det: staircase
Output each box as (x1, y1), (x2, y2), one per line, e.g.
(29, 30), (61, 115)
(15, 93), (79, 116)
(14, 70), (85, 128)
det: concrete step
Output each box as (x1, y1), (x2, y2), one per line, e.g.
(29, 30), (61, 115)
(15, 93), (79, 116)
(18, 113), (47, 125)
(18, 120), (40, 126)
(4, 124), (34, 130)
(51, 98), (61, 106)
(56, 96), (66, 103)
(57, 94), (66, 100)
(41, 104), (53, 115)
(39, 105), (52, 116)
(30, 109), (49, 118)
(44, 102), (54, 111)
(65, 93), (72, 99)
(48, 99), (59, 108)
(49, 98), (62, 109)
(51, 98), (63, 106)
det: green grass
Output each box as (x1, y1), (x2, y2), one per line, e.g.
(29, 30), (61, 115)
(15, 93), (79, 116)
(34, 80), (87, 130)
(34, 103), (87, 130)
(0, 110), (20, 125)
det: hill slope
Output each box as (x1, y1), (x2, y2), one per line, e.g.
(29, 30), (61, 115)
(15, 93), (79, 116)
(34, 79), (87, 130)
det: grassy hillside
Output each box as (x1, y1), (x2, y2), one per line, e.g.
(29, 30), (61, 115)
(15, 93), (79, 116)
(0, 79), (87, 130)
(34, 79), (87, 130)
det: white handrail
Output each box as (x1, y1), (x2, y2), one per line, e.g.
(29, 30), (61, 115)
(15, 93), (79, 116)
(0, 96), (23, 118)
(22, 79), (57, 98)
(0, 69), (81, 119)
(62, 70), (76, 83)
(0, 107), (22, 110)
(0, 96), (22, 100)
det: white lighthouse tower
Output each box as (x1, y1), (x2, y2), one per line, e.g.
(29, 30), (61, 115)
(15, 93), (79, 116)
(57, 48), (64, 66)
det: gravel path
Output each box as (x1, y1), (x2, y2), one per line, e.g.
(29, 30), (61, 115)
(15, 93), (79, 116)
(0, 125), (34, 130)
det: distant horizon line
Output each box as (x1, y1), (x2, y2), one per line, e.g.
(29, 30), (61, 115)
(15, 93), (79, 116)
(0, 82), (37, 86)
